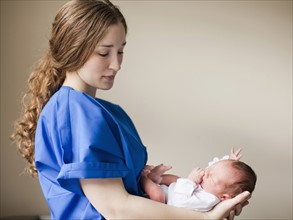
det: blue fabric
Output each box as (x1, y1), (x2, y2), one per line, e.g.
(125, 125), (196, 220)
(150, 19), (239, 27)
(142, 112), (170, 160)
(35, 86), (148, 220)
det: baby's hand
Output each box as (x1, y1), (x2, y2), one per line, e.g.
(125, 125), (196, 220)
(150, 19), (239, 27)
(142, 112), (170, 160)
(188, 167), (204, 184)
(230, 147), (242, 161)
(147, 164), (172, 183)
(141, 165), (155, 176)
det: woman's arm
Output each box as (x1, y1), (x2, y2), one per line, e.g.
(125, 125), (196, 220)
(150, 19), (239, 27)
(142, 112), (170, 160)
(80, 178), (250, 219)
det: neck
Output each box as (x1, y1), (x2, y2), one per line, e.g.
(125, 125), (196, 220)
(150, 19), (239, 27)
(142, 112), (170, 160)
(63, 71), (96, 97)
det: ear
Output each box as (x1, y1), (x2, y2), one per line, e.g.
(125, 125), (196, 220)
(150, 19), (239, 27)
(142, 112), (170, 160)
(220, 194), (232, 201)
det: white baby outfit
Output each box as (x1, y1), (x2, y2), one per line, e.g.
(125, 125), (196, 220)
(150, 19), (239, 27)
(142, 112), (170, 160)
(161, 155), (229, 211)
(161, 178), (219, 212)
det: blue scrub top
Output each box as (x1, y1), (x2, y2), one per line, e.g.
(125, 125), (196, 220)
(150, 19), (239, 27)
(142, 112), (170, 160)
(35, 86), (148, 220)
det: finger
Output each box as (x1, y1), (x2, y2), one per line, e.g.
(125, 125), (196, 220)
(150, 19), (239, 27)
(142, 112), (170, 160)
(234, 203), (242, 216)
(228, 191), (250, 217)
(160, 165), (172, 172)
(236, 154), (243, 161)
(230, 147), (235, 155)
(228, 209), (235, 220)
(235, 148), (242, 156)
(164, 165), (172, 171)
(242, 200), (249, 208)
(209, 191), (250, 220)
(152, 164), (172, 174)
(235, 200), (249, 216)
(229, 191), (250, 210)
(144, 165), (154, 170)
(200, 170), (205, 176)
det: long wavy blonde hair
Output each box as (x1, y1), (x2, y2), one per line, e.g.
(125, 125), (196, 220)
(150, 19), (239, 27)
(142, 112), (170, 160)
(11, 0), (127, 177)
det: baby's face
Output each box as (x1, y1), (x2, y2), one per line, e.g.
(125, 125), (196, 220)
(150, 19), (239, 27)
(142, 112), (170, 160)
(200, 160), (238, 199)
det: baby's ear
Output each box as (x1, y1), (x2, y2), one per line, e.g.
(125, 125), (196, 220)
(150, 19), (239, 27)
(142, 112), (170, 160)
(220, 194), (232, 201)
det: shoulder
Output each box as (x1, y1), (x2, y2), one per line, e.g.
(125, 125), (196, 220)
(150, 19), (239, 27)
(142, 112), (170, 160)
(96, 98), (123, 113)
(42, 86), (112, 115)
(38, 86), (133, 133)
(39, 87), (107, 128)
(96, 98), (133, 122)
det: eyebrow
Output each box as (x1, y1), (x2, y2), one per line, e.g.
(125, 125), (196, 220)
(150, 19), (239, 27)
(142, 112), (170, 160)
(99, 42), (127, 48)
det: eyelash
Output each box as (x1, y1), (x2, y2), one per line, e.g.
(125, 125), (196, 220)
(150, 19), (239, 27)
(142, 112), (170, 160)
(98, 53), (108, 57)
(98, 51), (124, 57)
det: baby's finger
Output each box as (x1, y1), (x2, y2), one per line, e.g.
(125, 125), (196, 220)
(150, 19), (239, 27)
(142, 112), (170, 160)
(234, 148), (242, 156)
(144, 165), (154, 171)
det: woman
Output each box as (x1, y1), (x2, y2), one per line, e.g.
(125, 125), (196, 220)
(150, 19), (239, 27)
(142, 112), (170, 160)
(12, 0), (250, 219)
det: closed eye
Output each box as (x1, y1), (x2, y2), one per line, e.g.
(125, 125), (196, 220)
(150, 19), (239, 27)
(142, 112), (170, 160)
(98, 53), (108, 57)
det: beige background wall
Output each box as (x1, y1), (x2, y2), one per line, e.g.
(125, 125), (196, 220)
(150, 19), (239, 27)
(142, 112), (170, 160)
(1, 0), (292, 219)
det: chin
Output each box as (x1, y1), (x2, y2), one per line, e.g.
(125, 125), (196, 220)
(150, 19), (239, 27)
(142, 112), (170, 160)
(97, 82), (114, 90)
(100, 85), (114, 90)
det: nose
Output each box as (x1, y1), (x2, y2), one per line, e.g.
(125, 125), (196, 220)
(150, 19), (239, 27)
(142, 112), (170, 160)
(109, 55), (122, 72)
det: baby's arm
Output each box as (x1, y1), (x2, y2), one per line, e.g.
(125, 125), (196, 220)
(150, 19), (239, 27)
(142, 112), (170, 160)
(140, 170), (166, 203)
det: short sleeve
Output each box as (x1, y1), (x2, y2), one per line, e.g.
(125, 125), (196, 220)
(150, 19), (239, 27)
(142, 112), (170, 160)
(56, 90), (129, 195)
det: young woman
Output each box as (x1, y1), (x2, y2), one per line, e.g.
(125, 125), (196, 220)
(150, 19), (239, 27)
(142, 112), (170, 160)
(12, 0), (250, 219)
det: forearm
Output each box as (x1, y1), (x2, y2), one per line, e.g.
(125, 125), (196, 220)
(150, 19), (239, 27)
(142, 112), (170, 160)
(80, 178), (205, 219)
(122, 186), (251, 220)
(118, 193), (206, 219)
(160, 174), (180, 186)
(80, 177), (250, 220)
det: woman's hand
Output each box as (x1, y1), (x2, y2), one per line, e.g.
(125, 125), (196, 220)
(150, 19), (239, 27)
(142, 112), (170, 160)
(225, 199), (249, 220)
(205, 191), (251, 220)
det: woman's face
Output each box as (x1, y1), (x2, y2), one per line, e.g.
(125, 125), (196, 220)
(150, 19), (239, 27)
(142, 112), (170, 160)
(70, 22), (126, 96)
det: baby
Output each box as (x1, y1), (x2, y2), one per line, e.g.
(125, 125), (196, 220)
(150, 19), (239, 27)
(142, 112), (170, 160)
(141, 148), (257, 211)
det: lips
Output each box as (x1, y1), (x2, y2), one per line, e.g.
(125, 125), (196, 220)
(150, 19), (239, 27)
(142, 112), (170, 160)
(103, 75), (115, 81)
